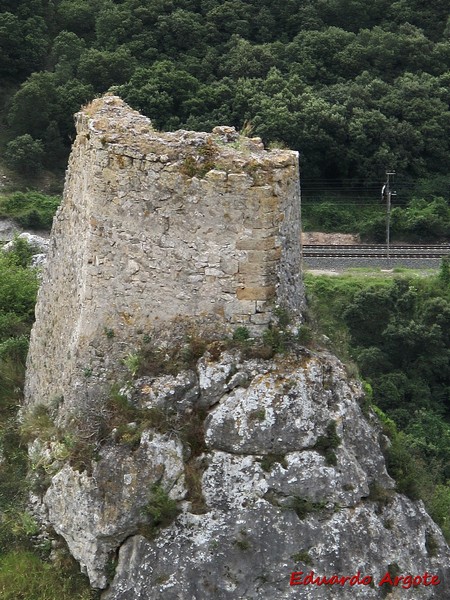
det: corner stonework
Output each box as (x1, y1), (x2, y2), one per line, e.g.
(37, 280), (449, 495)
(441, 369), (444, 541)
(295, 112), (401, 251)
(25, 95), (303, 411)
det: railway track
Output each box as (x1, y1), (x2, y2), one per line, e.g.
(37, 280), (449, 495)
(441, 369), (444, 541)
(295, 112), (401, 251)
(303, 244), (450, 259)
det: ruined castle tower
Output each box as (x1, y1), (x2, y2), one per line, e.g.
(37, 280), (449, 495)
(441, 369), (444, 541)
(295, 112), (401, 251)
(25, 95), (303, 411)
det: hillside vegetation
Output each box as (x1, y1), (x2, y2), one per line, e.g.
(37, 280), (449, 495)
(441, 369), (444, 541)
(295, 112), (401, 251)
(1, 0), (450, 239)
(305, 264), (450, 542)
(0, 1), (449, 183)
(0, 240), (98, 598)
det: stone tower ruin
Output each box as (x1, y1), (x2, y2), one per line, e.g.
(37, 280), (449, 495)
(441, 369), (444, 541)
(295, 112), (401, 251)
(25, 95), (303, 410)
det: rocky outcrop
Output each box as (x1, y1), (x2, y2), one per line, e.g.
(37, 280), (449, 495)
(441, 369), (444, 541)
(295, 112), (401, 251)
(44, 432), (185, 588)
(0, 217), (21, 241)
(2, 231), (50, 271)
(32, 349), (449, 598)
(2, 231), (49, 254)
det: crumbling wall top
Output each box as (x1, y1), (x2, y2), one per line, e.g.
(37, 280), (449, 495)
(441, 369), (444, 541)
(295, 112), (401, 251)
(77, 95), (297, 172)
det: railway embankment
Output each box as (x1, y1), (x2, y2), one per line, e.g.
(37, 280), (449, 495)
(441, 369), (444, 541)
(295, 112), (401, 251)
(303, 244), (450, 270)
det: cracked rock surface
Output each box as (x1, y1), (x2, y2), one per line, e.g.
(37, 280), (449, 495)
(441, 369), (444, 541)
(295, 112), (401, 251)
(34, 349), (447, 598)
(43, 431), (185, 588)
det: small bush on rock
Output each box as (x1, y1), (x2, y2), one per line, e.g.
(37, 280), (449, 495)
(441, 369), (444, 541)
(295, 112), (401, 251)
(144, 484), (180, 535)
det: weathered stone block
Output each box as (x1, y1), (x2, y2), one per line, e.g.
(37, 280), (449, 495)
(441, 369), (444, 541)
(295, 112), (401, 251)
(243, 211), (278, 228)
(230, 313), (251, 323)
(249, 312), (271, 325)
(237, 272), (277, 286)
(236, 237), (277, 251)
(236, 286), (276, 300)
(226, 172), (254, 189)
(223, 299), (256, 319)
(203, 169), (227, 182)
(246, 185), (275, 199)
(256, 300), (269, 313)
(220, 257), (239, 275)
(245, 249), (281, 263)
(238, 261), (276, 275)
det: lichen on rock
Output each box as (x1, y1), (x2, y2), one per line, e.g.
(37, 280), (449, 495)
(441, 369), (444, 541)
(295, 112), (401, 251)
(25, 347), (450, 598)
(99, 350), (449, 600)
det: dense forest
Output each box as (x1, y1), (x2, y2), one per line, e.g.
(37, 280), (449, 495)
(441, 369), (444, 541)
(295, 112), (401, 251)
(1, 0), (450, 239)
(1, 0), (450, 185)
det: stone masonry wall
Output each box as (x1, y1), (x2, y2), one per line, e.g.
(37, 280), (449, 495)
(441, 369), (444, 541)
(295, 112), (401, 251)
(25, 95), (303, 411)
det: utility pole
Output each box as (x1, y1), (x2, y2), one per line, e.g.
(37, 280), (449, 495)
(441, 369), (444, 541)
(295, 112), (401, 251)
(382, 172), (396, 262)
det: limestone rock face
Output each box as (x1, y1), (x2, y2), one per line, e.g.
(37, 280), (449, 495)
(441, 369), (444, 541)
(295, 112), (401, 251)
(43, 432), (186, 588)
(97, 350), (449, 599)
(33, 348), (449, 597)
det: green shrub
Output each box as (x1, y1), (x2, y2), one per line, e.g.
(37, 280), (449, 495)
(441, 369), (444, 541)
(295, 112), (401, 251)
(107, 387), (140, 424)
(233, 533), (251, 551)
(274, 307), (290, 328)
(232, 326), (250, 342)
(262, 326), (285, 353)
(4, 236), (37, 268)
(367, 482), (393, 505)
(385, 433), (426, 500)
(314, 421), (341, 466)
(0, 252), (38, 319)
(439, 256), (450, 285)
(103, 327), (115, 339)
(428, 484), (450, 542)
(0, 424), (28, 515)
(4, 135), (44, 175)
(122, 352), (141, 377)
(0, 312), (27, 340)
(372, 405), (396, 439)
(20, 404), (58, 443)
(291, 549), (313, 566)
(425, 532), (439, 558)
(296, 325), (313, 346)
(180, 140), (218, 178)
(0, 335), (29, 362)
(9, 511), (40, 538)
(260, 454), (287, 472)
(144, 484), (180, 532)
(0, 191), (60, 230)
(289, 497), (326, 520)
